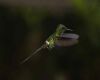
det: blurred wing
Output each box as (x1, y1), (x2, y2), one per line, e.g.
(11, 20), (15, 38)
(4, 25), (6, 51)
(61, 33), (79, 39)
(56, 39), (78, 47)
(56, 33), (79, 47)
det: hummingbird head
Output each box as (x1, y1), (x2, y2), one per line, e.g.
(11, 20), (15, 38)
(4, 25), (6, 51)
(56, 24), (72, 32)
(55, 24), (73, 38)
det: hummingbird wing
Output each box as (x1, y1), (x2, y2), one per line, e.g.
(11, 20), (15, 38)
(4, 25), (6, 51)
(56, 33), (79, 47)
(60, 33), (79, 39)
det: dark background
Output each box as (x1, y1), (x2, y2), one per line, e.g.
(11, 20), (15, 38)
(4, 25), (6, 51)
(0, 0), (100, 80)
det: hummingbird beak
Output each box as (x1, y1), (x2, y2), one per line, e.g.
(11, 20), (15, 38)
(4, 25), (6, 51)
(65, 27), (73, 31)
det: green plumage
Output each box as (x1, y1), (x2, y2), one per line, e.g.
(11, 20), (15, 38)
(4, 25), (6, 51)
(45, 24), (67, 49)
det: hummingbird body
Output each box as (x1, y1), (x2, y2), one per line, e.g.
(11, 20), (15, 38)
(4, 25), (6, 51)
(20, 24), (72, 64)
(45, 24), (68, 49)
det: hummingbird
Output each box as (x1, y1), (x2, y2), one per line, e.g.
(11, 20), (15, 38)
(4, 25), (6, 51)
(20, 24), (79, 64)
(45, 24), (72, 49)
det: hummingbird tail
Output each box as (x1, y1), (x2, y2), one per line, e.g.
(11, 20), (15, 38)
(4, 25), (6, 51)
(20, 44), (47, 64)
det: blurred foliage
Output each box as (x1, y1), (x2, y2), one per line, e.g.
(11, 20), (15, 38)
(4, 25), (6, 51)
(73, 0), (100, 47)
(0, 0), (100, 80)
